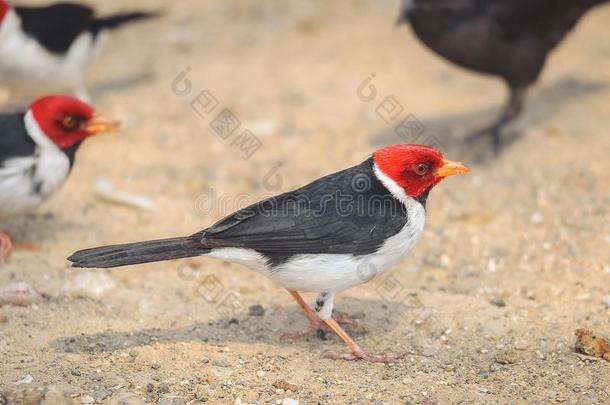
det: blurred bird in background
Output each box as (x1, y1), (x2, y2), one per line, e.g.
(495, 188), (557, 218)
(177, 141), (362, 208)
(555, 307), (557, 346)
(0, 95), (120, 263)
(69, 145), (470, 363)
(398, 0), (610, 151)
(0, 0), (158, 102)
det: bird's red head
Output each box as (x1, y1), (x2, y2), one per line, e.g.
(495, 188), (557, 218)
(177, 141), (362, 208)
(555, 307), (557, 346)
(373, 144), (470, 199)
(29, 95), (120, 150)
(0, 1), (9, 23)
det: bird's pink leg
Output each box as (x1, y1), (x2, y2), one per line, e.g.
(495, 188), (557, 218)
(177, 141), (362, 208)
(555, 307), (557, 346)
(281, 291), (361, 340)
(0, 231), (38, 264)
(321, 318), (407, 363)
(281, 290), (326, 339)
(0, 231), (14, 265)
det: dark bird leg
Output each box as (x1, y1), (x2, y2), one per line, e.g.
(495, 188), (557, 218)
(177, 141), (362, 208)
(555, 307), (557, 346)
(466, 84), (527, 153)
(281, 290), (361, 340)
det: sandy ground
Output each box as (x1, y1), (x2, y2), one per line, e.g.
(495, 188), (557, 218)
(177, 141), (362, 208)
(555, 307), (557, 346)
(1, 0), (610, 404)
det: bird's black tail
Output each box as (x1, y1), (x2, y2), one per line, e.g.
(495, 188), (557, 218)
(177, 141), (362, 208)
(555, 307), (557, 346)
(94, 11), (160, 31)
(68, 237), (210, 269)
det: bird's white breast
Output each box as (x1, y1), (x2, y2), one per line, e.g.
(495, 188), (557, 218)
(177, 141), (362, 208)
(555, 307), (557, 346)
(0, 112), (70, 218)
(207, 196), (426, 294)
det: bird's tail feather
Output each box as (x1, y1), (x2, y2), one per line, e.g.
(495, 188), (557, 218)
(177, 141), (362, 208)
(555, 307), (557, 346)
(94, 11), (160, 31)
(68, 237), (210, 269)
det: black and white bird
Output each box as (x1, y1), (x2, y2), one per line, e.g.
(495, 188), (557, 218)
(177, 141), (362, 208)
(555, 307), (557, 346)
(69, 144), (469, 362)
(398, 0), (610, 151)
(0, 0), (158, 101)
(0, 95), (119, 262)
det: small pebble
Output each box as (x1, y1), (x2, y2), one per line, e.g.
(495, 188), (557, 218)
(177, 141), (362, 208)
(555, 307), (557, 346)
(151, 362), (161, 370)
(490, 298), (506, 307)
(494, 349), (520, 365)
(158, 383), (170, 393)
(249, 304), (266, 317)
(256, 370), (266, 378)
(81, 395), (94, 404)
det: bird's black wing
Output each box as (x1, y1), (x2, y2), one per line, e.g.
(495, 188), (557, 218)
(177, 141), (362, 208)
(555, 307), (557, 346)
(14, 3), (96, 55)
(0, 113), (35, 169)
(190, 158), (410, 260)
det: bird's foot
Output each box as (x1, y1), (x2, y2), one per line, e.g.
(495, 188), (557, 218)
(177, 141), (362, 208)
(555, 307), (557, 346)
(322, 349), (407, 363)
(0, 231), (14, 265)
(281, 312), (362, 341)
(0, 231), (38, 264)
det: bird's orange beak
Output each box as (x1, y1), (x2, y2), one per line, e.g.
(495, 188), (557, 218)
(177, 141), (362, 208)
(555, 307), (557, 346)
(436, 158), (470, 177)
(84, 116), (121, 135)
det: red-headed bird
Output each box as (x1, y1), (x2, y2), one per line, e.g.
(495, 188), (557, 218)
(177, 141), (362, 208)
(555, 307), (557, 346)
(69, 145), (469, 362)
(0, 95), (119, 262)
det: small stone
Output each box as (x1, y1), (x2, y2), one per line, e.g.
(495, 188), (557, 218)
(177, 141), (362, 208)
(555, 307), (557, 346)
(602, 294), (610, 309)
(158, 383), (170, 394)
(256, 370), (265, 378)
(14, 374), (34, 385)
(213, 358), (230, 367)
(281, 399), (299, 405)
(530, 212), (543, 224)
(249, 304), (265, 317)
(62, 272), (116, 300)
(228, 318), (239, 324)
(201, 357), (210, 364)
(494, 349), (520, 365)
(94, 389), (112, 402)
(0, 282), (41, 307)
(490, 298), (506, 307)
(129, 350), (138, 358)
(151, 362), (161, 370)
(81, 395), (94, 404)
(272, 380), (298, 392)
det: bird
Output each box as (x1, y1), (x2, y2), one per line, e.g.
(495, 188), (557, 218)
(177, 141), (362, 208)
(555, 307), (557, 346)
(398, 0), (610, 151)
(0, 94), (120, 263)
(0, 0), (159, 101)
(69, 144), (470, 362)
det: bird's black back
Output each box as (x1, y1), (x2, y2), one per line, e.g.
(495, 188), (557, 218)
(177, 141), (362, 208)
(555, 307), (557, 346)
(14, 2), (157, 55)
(190, 158), (413, 267)
(15, 3), (97, 55)
(401, 0), (604, 86)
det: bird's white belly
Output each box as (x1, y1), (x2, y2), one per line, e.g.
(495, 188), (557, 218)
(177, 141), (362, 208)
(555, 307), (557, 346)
(0, 160), (46, 217)
(207, 202), (426, 293)
(0, 113), (71, 218)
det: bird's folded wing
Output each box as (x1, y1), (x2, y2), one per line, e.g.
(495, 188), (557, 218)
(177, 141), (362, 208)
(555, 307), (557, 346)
(188, 159), (409, 255)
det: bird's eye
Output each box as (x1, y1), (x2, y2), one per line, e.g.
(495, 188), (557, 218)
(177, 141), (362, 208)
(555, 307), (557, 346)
(415, 163), (429, 176)
(61, 116), (78, 130)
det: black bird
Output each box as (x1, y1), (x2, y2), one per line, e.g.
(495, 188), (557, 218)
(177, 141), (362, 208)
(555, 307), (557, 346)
(398, 0), (610, 150)
(0, 95), (119, 263)
(0, 1), (159, 101)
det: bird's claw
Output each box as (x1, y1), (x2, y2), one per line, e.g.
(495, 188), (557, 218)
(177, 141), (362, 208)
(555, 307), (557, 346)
(281, 311), (362, 341)
(322, 350), (407, 363)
